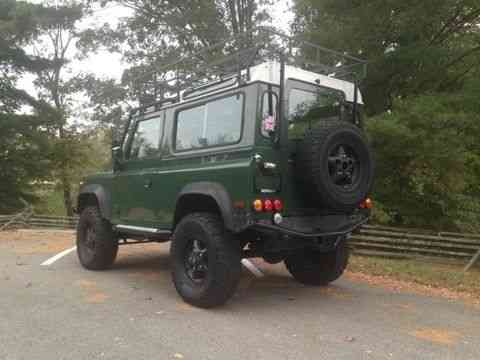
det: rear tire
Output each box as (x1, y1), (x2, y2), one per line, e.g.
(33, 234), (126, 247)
(171, 212), (241, 308)
(77, 206), (118, 270)
(284, 239), (349, 286)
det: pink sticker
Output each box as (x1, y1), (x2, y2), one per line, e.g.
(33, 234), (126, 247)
(263, 115), (275, 132)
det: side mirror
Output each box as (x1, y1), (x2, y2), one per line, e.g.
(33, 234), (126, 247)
(112, 142), (123, 172)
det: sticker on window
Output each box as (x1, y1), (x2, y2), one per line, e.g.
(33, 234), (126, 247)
(263, 115), (276, 133)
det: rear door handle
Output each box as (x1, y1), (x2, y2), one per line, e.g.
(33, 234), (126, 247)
(144, 179), (152, 189)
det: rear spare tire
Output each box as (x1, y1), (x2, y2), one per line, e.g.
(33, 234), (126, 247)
(296, 121), (374, 212)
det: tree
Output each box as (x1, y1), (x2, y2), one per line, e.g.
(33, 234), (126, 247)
(366, 77), (480, 230)
(29, 1), (96, 216)
(0, 0), (58, 212)
(80, 0), (272, 106)
(293, 0), (480, 115)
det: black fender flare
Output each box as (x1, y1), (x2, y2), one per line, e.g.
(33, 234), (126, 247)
(77, 184), (112, 220)
(175, 182), (237, 231)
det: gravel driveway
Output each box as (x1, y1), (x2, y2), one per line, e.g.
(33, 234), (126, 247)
(0, 230), (479, 360)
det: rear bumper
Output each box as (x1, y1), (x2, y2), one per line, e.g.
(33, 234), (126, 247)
(251, 210), (369, 239)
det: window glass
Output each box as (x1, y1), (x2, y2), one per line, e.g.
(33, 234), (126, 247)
(261, 91), (278, 137)
(176, 94), (243, 151)
(289, 88), (342, 121)
(288, 87), (344, 138)
(129, 117), (162, 159)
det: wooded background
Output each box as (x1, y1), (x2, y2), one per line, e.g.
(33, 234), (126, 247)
(1, 0), (480, 232)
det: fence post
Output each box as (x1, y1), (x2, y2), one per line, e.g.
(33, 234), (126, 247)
(464, 249), (480, 272)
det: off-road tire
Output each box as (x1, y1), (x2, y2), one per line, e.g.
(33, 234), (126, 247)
(284, 239), (349, 286)
(77, 206), (118, 270)
(171, 212), (242, 308)
(296, 121), (374, 212)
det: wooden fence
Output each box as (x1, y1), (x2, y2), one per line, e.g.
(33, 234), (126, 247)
(0, 214), (77, 230)
(1, 213), (479, 270)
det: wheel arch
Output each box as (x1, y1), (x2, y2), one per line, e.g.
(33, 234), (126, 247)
(77, 184), (112, 220)
(174, 182), (235, 231)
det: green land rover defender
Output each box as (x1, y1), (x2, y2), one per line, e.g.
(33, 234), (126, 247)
(76, 33), (375, 308)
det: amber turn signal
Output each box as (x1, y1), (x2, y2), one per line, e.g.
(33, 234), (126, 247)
(253, 199), (263, 212)
(359, 198), (373, 209)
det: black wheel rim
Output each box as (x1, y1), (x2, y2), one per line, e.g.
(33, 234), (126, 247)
(184, 239), (208, 283)
(327, 144), (360, 189)
(80, 223), (96, 258)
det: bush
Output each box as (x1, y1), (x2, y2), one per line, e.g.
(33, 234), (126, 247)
(366, 88), (480, 231)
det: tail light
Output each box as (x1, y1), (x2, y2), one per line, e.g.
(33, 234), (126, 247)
(273, 199), (283, 211)
(253, 199), (263, 212)
(253, 199), (283, 212)
(359, 198), (373, 209)
(264, 199), (274, 211)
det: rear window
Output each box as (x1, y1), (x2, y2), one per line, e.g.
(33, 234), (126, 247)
(289, 88), (343, 122)
(175, 94), (243, 151)
(288, 86), (345, 139)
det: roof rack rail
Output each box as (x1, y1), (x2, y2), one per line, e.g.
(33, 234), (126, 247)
(127, 27), (367, 110)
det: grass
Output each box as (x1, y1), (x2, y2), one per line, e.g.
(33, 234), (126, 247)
(349, 255), (480, 298)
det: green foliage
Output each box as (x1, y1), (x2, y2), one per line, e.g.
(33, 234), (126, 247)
(366, 81), (480, 230)
(294, 0), (480, 115)
(0, 1), (55, 213)
(34, 129), (112, 216)
(0, 114), (51, 213)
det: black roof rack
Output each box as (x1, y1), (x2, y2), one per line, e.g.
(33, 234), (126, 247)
(127, 27), (367, 116)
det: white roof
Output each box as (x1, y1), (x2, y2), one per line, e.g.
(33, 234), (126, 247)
(249, 61), (364, 104)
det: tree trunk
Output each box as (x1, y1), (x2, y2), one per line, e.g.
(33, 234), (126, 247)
(58, 125), (73, 217)
(61, 171), (74, 217)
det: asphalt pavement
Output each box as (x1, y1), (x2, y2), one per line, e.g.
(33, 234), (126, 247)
(0, 230), (479, 360)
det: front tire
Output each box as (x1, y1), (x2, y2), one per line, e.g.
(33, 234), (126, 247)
(171, 213), (241, 308)
(284, 238), (349, 286)
(77, 206), (118, 270)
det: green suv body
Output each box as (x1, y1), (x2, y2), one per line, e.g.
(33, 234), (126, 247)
(76, 61), (374, 308)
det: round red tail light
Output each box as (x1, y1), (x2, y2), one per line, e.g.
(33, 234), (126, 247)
(264, 199), (273, 212)
(273, 199), (283, 211)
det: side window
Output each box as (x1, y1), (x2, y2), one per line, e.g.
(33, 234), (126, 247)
(261, 91), (279, 137)
(175, 94), (243, 151)
(129, 116), (162, 159)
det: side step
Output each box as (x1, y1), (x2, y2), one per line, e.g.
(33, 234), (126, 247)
(114, 224), (172, 242)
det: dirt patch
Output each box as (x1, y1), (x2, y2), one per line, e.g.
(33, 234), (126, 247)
(411, 328), (462, 346)
(86, 292), (109, 304)
(127, 271), (164, 281)
(346, 271), (480, 307)
(175, 302), (201, 312)
(0, 230), (74, 255)
(77, 279), (97, 290)
(76, 279), (109, 304)
(318, 286), (353, 300)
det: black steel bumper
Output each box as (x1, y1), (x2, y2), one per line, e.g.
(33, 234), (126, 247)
(251, 210), (369, 239)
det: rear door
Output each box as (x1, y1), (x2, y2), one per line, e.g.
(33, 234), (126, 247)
(254, 84), (282, 195)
